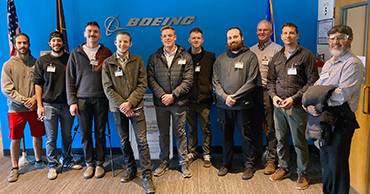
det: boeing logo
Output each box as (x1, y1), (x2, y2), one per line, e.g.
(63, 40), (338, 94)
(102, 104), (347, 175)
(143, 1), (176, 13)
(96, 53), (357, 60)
(104, 16), (196, 36)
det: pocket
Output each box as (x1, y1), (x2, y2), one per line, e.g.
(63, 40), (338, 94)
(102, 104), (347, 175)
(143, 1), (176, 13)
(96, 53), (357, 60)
(43, 105), (53, 120)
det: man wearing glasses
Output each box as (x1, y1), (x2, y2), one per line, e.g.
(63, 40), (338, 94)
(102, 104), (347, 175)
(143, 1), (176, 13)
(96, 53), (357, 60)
(304, 25), (363, 194)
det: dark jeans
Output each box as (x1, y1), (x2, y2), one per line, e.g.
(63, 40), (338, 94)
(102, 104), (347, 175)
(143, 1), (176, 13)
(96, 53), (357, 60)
(186, 103), (211, 157)
(43, 103), (74, 168)
(112, 110), (152, 175)
(77, 97), (108, 166)
(155, 106), (188, 165)
(262, 88), (277, 162)
(320, 126), (355, 194)
(217, 108), (257, 169)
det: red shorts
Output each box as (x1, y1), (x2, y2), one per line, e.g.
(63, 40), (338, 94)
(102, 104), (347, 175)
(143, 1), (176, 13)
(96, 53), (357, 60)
(8, 112), (45, 139)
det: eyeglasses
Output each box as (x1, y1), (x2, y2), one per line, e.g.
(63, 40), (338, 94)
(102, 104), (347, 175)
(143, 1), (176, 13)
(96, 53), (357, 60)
(328, 34), (349, 42)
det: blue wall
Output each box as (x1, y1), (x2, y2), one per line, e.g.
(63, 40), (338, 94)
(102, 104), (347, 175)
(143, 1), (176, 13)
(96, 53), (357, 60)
(0, 0), (318, 151)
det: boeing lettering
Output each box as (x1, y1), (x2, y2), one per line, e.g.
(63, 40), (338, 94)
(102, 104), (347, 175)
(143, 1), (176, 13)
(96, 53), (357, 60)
(127, 16), (195, 26)
(104, 16), (196, 36)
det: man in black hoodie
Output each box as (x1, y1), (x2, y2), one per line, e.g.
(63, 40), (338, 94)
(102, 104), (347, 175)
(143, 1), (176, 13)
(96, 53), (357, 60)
(213, 27), (261, 180)
(186, 27), (215, 167)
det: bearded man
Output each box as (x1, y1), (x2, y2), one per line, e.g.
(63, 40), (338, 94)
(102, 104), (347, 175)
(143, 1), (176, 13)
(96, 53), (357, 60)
(212, 27), (262, 180)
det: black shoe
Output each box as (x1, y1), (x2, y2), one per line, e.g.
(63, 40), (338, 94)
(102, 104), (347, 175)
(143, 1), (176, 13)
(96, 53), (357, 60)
(142, 174), (156, 194)
(120, 167), (137, 183)
(217, 166), (228, 176)
(242, 168), (255, 180)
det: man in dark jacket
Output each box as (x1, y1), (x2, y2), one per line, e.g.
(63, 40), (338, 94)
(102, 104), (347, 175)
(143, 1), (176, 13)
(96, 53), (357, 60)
(147, 26), (193, 178)
(267, 23), (318, 190)
(66, 21), (112, 179)
(213, 27), (262, 180)
(186, 27), (215, 167)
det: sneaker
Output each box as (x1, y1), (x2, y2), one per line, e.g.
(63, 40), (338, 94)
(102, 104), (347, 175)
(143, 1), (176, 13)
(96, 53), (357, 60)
(120, 167), (137, 183)
(264, 161), (276, 175)
(142, 174), (156, 194)
(187, 153), (196, 165)
(83, 166), (95, 179)
(203, 155), (212, 168)
(7, 168), (19, 182)
(47, 168), (58, 180)
(34, 160), (46, 169)
(64, 160), (83, 170)
(242, 168), (255, 180)
(217, 166), (228, 176)
(296, 175), (310, 190)
(95, 165), (105, 178)
(181, 164), (192, 178)
(153, 161), (169, 177)
(269, 168), (290, 181)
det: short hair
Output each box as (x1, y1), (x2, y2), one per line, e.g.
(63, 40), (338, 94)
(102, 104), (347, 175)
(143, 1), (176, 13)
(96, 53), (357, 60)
(13, 33), (30, 45)
(160, 25), (175, 33)
(327, 25), (353, 40)
(48, 31), (64, 42)
(227, 26), (243, 37)
(281, 22), (298, 34)
(189, 27), (203, 35)
(116, 31), (132, 41)
(85, 21), (100, 29)
(257, 20), (272, 30)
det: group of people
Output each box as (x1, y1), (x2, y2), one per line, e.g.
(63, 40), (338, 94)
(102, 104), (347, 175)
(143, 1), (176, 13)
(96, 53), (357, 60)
(1, 18), (363, 194)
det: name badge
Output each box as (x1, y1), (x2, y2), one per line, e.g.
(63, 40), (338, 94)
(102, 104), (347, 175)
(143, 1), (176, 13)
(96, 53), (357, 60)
(195, 66), (201, 72)
(47, 64), (56, 73)
(287, 67), (297, 75)
(90, 60), (98, 66)
(261, 58), (269, 66)
(178, 59), (186, 65)
(234, 62), (244, 69)
(115, 69), (123, 77)
(320, 72), (330, 80)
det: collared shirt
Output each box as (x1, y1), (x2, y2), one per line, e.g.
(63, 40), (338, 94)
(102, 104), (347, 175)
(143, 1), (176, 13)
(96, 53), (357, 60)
(251, 41), (282, 87)
(163, 46), (177, 68)
(116, 52), (129, 69)
(267, 45), (318, 104)
(315, 51), (364, 112)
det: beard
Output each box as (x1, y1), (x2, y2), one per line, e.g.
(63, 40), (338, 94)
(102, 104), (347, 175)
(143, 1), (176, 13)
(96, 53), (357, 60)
(50, 45), (63, 53)
(227, 41), (243, 51)
(16, 47), (28, 55)
(329, 48), (344, 57)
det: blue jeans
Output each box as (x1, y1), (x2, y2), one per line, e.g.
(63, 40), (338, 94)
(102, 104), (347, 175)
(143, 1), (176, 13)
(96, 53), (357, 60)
(44, 103), (74, 168)
(274, 105), (309, 175)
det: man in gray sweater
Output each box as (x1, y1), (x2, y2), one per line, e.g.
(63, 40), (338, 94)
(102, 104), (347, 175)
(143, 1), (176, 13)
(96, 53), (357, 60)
(250, 20), (282, 175)
(213, 27), (262, 180)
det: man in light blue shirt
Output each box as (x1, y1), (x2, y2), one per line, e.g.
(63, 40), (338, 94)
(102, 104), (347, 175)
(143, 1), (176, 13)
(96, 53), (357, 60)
(305, 25), (363, 194)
